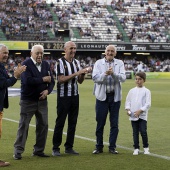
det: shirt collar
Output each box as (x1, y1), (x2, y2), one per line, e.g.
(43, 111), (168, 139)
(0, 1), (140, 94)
(105, 57), (114, 63)
(31, 56), (41, 66)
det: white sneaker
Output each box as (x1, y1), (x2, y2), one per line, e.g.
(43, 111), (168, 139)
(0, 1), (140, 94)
(133, 149), (139, 155)
(144, 148), (150, 154)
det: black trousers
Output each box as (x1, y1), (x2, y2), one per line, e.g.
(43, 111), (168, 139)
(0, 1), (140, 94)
(131, 119), (149, 149)
(52, 95), (79, 151)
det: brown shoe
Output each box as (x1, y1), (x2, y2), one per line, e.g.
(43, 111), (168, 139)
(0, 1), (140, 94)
(0, 160), (10, 167)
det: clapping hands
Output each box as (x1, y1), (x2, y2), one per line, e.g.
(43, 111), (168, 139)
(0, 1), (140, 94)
(105, 67), (113, 76)
(14, 64), (27, 79)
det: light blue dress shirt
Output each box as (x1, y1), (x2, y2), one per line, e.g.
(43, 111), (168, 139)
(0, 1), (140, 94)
(92, 58), (126, 102)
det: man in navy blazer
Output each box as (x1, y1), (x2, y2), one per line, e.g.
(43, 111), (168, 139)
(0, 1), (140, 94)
(0, 44), (26, 167)
(13, 45), (55, 160)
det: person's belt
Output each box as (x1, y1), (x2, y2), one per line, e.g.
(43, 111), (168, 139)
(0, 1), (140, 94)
(106, 91), (114, 96)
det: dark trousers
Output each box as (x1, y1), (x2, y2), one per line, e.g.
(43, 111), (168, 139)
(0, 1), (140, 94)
(14, 100), (48, 154)
(95, 94), (120, 150)
(52, 95), (79, 151)
(131, 119), (149, 149)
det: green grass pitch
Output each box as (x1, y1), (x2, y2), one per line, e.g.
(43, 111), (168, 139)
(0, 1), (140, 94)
(1, 79), (170, 170)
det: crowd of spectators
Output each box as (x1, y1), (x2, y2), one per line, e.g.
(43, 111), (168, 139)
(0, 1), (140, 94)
(123, 57), (170, 72)
(1, 0), (170, 43)
(113, 0), (170, 42)
(51, 0), (120, 41)
(4, 53), (170, 81)
(0, 0), (55, 41)
(50, 0), (170, 42)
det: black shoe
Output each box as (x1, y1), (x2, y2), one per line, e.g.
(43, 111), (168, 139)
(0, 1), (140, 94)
(92, 149), (103, 154)
(32, 153), (50, 157)
(52, 150), (61, 156)
(13, 153), (22, 160)
(65, 149), (79, 155)
(109, 149), (119, 154)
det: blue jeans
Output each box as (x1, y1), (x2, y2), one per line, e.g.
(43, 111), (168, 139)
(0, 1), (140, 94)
(95, 94), (120, 150)
(131, 119), (149, 149)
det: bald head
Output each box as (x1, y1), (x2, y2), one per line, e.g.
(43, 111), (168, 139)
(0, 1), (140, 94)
(105, 45), (117, 62)
(64, 41), (76, 48)
(105, 45), (117, 53)
(64, 41), (77, 62)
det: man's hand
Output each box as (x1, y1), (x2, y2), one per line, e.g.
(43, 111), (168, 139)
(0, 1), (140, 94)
(105, 67), (113, 76)
(39, 90), (48, 100)
(43, 76), (51, 83)
(76, 67), (92, 76)
(14, 64), (27, 79)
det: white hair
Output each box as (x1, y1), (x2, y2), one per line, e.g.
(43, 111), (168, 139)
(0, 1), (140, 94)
(0, 44), (8, 51)
(31, 45), (44, 52)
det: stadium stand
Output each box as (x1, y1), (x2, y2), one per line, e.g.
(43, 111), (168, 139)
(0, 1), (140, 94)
(0, 0), (59, 41)
(1, 0), (170, 42)
(51, 0), (123, 42)
(113, 0), (170, 43)
(50, 0), (170, 43)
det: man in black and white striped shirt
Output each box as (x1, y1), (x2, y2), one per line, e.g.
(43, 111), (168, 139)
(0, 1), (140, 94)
(52, 41), (91, 156)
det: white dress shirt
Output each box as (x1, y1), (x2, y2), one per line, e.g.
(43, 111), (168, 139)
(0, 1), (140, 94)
(125, 86), (151, 121)
(31, 56), (41, 72)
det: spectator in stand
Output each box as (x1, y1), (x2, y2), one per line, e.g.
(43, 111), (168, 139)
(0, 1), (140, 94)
(136, 62), (145, 72)
(54, 27), (58, 37)
(107, 28), (111, 34)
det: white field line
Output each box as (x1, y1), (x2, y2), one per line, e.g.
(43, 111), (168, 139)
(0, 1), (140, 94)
(3, 117), (170, 161)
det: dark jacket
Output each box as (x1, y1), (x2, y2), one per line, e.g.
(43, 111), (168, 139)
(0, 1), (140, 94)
(21, 58), (55, 101)
(0, 63), (17, 111)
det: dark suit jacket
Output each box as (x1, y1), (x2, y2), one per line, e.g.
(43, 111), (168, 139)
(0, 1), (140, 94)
(0, 63), (17, 111)
(21, 58), (55, 101)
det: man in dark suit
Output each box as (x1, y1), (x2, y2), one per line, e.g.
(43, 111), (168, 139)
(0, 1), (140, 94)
(13, 44), (55, 160)
(0, 44), (26, 167)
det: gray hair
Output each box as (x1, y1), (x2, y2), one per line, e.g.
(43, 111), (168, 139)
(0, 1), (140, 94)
(0, 44), (8, 51)
(31, 44), (44, 52)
